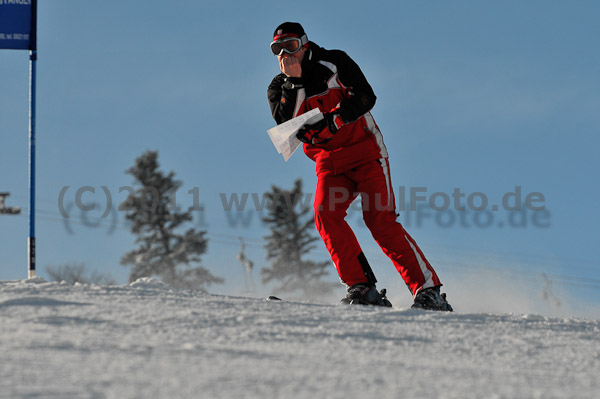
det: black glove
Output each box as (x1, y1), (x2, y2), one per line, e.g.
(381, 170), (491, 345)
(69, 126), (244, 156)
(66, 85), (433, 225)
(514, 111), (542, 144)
(296, 112), (344, 145)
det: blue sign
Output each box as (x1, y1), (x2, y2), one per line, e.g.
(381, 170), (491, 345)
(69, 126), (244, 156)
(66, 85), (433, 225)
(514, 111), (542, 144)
(0, 0), (36, 50)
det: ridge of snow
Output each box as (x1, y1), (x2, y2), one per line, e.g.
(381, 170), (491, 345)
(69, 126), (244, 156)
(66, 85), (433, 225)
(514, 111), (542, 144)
(1, 278), (599, 399)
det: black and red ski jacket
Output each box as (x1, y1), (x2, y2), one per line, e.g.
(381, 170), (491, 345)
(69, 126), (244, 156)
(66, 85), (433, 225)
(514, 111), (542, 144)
(268, 42), (388, 175)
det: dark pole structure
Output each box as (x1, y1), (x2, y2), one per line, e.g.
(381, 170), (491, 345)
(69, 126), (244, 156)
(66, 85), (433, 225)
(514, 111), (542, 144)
(28, 0), (38, 278)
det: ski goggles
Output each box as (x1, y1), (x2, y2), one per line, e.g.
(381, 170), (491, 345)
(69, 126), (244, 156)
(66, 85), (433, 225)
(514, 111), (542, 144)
(270, 34), (308, 56)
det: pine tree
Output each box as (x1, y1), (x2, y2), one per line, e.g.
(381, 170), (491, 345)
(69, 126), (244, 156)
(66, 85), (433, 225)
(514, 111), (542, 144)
(261, 178), (333, 296)
(120, 150), (223, 291)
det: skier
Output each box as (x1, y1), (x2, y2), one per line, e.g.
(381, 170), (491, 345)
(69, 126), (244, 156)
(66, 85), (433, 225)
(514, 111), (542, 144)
(267, 22), (452, 311)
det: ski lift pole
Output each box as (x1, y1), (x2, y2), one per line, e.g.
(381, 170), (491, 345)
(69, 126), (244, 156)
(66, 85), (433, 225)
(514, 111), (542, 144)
(28, 0), (38, 278)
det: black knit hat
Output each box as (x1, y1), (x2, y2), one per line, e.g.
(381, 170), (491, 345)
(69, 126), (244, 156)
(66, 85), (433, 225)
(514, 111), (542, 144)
(273, 22), (306, 40)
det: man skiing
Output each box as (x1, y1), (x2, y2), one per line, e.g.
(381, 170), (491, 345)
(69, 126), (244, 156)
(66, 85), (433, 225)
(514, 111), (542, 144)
(267, 22), (452, 311)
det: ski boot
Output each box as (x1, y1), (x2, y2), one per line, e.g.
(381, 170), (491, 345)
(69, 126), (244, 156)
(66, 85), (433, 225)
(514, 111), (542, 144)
(411, 286), (453, 311)
(340, 284), (392, 307)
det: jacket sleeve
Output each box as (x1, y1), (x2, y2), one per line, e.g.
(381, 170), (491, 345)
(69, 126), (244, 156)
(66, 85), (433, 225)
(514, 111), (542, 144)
(329, 50), (377, 124)
(267, 74), (302, 124)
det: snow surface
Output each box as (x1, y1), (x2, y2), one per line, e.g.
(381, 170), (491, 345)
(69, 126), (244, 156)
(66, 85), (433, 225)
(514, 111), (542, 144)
(1, 277), (599, 399)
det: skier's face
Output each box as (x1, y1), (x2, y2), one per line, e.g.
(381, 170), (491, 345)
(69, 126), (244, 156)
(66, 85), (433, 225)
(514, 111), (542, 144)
(277, 46), (305, 63)
(277, 46), (306, 78)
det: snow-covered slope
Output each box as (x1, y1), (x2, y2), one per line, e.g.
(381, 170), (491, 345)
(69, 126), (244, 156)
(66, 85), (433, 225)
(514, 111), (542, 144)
(1, 277), (599, 399)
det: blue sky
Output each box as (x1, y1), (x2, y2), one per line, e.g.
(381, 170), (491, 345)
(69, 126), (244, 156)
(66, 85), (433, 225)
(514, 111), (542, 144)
(1, 1), (599, 313)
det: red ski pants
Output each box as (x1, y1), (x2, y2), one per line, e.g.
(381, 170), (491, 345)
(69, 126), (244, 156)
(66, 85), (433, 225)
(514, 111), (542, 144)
(313, 158), (441, 295)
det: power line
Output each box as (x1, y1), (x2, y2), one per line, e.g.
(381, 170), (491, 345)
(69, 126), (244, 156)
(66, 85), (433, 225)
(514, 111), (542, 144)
(6, 207), (600, 291)
(13, 206), (267, 250)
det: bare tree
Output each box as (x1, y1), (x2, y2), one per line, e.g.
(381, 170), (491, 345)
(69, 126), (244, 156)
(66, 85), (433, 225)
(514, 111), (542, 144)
(46, 262), (116, 285)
